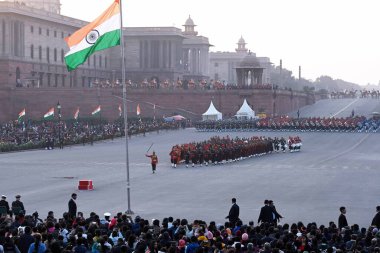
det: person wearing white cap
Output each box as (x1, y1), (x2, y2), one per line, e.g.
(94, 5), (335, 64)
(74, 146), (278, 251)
(100, 212), (111, 226)
(0, 195), (10, 217)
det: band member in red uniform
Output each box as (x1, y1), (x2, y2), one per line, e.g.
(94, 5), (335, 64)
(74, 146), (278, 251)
(146, 151), (158, 173)
(169, 148), (179, 168)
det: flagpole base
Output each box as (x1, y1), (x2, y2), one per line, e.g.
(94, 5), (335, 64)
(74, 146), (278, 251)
(125, 209), (134, 215)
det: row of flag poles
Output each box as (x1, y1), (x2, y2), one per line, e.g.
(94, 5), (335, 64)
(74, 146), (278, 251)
(16, 104), (143, 122)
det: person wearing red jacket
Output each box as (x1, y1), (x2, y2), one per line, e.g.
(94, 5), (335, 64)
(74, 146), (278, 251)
(146, 151), (158, 173)
(169, 149), (178, 168)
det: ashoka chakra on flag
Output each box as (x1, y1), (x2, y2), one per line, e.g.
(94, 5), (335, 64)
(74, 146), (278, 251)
(86, 30), (100, 45)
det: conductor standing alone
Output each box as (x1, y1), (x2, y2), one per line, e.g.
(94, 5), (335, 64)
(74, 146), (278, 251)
(146, 151), (158, 174)
(226, 197), (239, 227)
(68, 193), (77, 219)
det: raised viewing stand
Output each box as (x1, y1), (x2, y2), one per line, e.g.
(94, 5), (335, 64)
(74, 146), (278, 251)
(0, 87), (316, 122)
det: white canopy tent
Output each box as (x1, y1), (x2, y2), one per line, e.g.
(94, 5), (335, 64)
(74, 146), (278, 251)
(202, 101), (222, 121)
(235, 99), (256, 119)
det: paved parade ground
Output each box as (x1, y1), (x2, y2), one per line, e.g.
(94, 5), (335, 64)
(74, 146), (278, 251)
(1, 128), (379, 228)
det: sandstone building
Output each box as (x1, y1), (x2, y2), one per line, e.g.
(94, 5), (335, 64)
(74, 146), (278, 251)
(0, 0), (211, 88)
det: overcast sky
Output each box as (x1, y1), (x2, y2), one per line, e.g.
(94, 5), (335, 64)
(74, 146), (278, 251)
(60, 0), (380, 86)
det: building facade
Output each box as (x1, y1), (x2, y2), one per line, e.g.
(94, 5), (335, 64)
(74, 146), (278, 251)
(209, 36), (272, 85)
(0, 0), (211, 88)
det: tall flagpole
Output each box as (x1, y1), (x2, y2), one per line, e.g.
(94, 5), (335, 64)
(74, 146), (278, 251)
(119, 0), (133, 215)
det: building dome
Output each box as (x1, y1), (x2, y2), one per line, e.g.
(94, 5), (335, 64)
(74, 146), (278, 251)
(183, 15), (198, 36)
(238, 53), (261, 68)
(238, 36), (246, 44)
(184, 15), (195, 26)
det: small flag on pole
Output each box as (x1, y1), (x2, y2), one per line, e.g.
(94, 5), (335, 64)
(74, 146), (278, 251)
(137, 104), (141, 116)
(118, 104), (122, 117)
(91, 105), (101, 116)
(18, 108), (26, 122)
(44, 107), (55, 120)
(74, 107), (80, 120)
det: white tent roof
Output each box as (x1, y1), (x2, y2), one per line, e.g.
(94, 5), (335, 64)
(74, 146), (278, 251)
(235, 99), (255, 119)
(202, 101), (222, 120)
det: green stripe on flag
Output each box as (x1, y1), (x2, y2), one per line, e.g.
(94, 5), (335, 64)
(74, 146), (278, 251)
(65, 29), (120, 71)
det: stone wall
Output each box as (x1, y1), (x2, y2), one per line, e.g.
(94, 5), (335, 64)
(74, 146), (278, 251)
(0, 88), (313, 122)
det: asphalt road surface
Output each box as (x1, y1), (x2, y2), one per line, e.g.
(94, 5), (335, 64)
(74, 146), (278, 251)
(288, 98), (380, 118)
(1, 128), (379, 228)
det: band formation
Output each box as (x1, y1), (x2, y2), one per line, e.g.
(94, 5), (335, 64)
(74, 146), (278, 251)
(195, 116), (380, 133)
(169, 135), (302, 168)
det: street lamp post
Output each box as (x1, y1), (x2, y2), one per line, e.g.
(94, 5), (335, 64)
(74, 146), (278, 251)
(57, 101), (62, 149)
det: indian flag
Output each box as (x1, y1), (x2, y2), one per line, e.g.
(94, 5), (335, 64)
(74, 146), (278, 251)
(18, 108), (26, 122)
(92, 105), (101, 116)
(44, 107), (54, 120)
(137, 104), (141, 116)
(74, 107), (80, 120)
(64, 0), (121, 71)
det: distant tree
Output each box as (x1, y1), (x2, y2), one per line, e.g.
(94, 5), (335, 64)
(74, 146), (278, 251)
(269, 67), (361, 92)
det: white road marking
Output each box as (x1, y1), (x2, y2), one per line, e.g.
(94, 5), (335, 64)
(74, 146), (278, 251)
(330, 98), (359, 117)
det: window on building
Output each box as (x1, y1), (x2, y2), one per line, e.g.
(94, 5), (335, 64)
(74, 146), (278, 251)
(104, 57), (107, 68)
(38, 46), (42, 60)
(61, 49), (64, 63)
(2, 20), (5, 53)
(31, 45), (34, 59)
(13, 21), (21, 57)
(46, 29), (49, 36)
(55, 74), (58, 87)
(54, 48), (57, 62)
(61, 32), (64, 38)
(46, 47), (50, 62)
(214, 62), (219, 67)
(54, 30), (57, 38)
(39, 27), (41, 35)
(30, 26), (34, 33)
(93, 55), (96, 67)
(39, 72), (43, 87)
(99, 55), (102, 68)
(47, 73), (51, 87)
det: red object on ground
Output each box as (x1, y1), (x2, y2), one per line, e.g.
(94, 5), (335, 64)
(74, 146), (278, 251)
(78, 180), (93, 190)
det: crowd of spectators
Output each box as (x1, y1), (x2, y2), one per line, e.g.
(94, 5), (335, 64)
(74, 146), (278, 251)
(0, 119), (183, 152)
(1, 204), (380, 253)
(330, 90), (380, 99)
(17, 78), (276, 92)
(122, 80), (274, 91)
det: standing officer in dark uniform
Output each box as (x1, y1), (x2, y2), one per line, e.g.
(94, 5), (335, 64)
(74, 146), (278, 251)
(68, 193), (77, 219)
(258, 200), (273, 224)
(226, 198), (240, 227)
(338, 206), (348, 230)
(59, 135), (64, 149)
(0, 195), (10, 216)
(269, 200), (283, 225)
(371, 206), (380, 228)
(12, 195), (25, 216)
